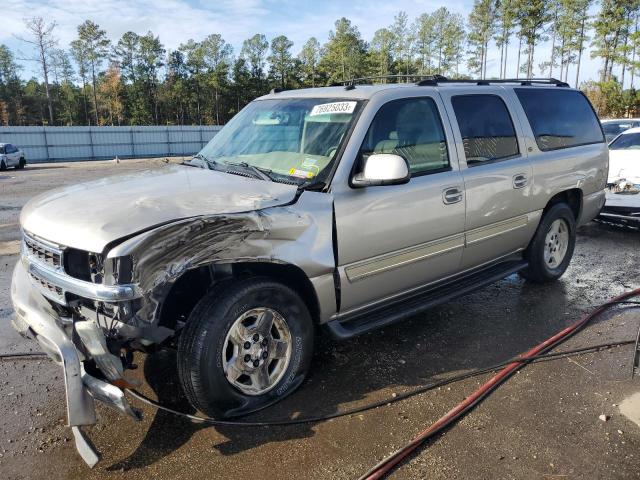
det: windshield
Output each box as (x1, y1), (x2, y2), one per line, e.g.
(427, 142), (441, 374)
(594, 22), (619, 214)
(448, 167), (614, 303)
(602, 122), (634, 136)
(609, 132), (640, 150)
(195, 98), (361, 183)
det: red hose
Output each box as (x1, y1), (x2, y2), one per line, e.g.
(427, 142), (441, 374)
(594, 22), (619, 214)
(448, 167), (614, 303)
(361, 287), (640, 480)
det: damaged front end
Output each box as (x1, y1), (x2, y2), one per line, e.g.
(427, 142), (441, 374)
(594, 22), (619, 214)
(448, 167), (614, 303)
(11, 233), (145, 467)
(599, 180), (640, 228)
(10, 188), (336, 467)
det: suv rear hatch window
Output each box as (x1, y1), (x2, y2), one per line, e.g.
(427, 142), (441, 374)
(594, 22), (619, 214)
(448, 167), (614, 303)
(515, 89), (604, 151)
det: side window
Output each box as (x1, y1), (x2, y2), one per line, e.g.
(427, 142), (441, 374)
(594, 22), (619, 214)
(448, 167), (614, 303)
(451, 94), (519, 166)
(360, 97), (450, 175)
(0, 145), (4, 154)
(515, 88), (604, 151)
(5, 144), (13, 153)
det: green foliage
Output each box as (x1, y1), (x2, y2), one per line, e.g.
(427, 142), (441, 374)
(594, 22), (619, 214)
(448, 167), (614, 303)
(2, 5), (640, 127)
(319, 18), (368, 83)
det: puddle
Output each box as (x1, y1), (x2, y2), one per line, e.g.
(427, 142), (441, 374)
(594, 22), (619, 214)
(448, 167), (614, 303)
(619, 391), (640, 428)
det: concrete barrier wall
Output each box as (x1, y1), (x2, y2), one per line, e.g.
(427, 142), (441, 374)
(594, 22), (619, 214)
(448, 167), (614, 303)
(0, 125), (222, 163)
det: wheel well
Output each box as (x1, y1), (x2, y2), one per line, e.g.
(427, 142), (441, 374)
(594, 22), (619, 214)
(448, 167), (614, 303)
(157, 262), (321, 331)
(543, 188), (582, 220)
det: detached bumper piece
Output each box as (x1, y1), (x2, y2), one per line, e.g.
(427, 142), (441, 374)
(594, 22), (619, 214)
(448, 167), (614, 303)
(598, 191), (640, 229)
(10, 260), (141, 467)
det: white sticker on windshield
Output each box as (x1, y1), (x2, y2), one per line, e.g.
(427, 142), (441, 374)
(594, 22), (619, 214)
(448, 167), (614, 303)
(309, 101), (357, 116)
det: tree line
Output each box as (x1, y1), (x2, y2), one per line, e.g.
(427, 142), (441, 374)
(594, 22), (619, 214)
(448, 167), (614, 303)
(1, 0), (639, 127)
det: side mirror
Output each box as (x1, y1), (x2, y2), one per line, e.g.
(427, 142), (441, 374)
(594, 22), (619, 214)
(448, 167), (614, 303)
(351, 154), (411, 187)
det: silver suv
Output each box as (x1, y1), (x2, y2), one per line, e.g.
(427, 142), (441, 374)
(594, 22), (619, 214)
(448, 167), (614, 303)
(11, 77), (608, 464)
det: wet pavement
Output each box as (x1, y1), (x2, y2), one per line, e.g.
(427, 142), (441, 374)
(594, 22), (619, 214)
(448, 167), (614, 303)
(0, 159), (639, 479)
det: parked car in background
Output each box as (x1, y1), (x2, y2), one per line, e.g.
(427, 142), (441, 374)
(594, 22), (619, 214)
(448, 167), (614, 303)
(0, 143), (27, 170)
(10, 77), (608, 465)
(598, 127), (640, 227)
(601, 118), (640, 143)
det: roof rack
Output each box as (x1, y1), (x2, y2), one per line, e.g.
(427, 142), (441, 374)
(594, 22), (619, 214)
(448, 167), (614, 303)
(333, 75), (570, 89)
(333, 74), (446, 87)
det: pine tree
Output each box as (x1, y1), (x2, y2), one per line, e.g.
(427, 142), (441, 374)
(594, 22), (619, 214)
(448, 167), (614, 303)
(268, 35), (294, 90)
(319, 18), (368, 83)
(298, 38), (321, 87)
(467, 0), (496, 78)
(75, 20), (111, 125)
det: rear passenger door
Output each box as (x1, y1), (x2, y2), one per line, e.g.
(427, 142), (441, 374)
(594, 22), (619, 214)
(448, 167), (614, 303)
(440, 90), (536, 270)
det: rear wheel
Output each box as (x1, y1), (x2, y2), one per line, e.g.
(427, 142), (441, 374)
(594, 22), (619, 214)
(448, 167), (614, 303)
(519, 203), (576, 283)
(177, 277), (314, 418)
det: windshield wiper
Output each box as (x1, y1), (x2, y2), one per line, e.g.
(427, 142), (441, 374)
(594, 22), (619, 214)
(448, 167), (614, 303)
(223, 161), (275, 182)
(298, 179), (326, 192)
(189, 153), (218, 170)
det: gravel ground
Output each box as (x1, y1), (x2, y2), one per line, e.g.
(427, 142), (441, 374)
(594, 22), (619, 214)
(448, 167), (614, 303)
(0, 158), (639, 480)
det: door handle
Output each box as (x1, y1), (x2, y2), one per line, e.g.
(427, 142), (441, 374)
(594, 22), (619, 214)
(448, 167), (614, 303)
(442, 187), (463, 205)
(513, 173), (528, 189)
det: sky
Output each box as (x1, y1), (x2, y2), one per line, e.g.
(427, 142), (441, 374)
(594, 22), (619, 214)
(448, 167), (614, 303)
(3, 0), (605, 86)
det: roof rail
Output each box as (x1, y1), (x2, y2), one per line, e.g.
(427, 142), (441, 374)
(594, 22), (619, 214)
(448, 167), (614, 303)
(334, 74), (446, 87)
(333, 75), (570, 89)
(433, 77), (570, 87)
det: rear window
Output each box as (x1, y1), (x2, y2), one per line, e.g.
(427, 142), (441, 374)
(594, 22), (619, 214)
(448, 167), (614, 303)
(515, 89), (604, 151)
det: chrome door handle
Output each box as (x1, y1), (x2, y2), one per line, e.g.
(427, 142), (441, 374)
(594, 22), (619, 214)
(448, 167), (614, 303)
(442, 187), (463, 205)
(513, 173), (528, 189)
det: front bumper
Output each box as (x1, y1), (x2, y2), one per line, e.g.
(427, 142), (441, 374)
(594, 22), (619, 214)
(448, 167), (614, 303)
(10, 259), (141, 466)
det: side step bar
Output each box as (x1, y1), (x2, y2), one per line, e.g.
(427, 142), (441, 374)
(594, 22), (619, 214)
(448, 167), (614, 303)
(326, 260), (528, 340)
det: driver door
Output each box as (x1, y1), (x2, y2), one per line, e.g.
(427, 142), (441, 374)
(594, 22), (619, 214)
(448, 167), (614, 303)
(333, 94), (466, 315)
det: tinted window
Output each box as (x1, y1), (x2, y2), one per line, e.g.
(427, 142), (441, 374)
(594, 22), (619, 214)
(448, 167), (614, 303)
(515, 89), (604, 151)
(360, 97), (449, 175)
(0, 146), (4, 154)
(451, 95), (519, 166)
(609, 132), (640, 150)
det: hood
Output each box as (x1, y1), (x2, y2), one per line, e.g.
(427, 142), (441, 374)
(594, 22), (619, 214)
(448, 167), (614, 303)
(21, 164), (299, 253)
(608, 149), (640, 182)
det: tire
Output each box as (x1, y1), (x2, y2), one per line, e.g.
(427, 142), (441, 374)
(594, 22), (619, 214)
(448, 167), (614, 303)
(177, 277), (314, 418)
(16, 158), (25, 170)
(0, 160), (6, 171)
(519, 202), (576, 283)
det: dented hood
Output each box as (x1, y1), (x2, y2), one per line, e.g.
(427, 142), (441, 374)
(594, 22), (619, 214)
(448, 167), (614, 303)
(20, 164), (299, 252)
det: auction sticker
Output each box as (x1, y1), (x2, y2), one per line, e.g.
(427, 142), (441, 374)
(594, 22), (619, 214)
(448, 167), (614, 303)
(289, 168), (315, 179)
(310, 101), (357, 116)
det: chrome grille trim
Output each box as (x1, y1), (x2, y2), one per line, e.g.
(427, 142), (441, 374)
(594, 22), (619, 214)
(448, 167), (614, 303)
(21, 231), (142, 306)
(23, 232), (64, 270)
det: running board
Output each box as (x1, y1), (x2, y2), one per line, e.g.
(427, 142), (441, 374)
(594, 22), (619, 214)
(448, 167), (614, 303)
(326, 260), (528, 340)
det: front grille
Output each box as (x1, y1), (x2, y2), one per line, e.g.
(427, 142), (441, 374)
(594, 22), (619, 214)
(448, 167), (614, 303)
(24, 234), (62, 268)
(23, 232), (68, 305)
(29, 272), (64, 296)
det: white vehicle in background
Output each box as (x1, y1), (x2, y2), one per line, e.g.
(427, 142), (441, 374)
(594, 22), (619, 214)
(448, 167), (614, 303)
(0, 143), (27, 170)
(598, 127), (640, 227)
(601, 118), (640, 143)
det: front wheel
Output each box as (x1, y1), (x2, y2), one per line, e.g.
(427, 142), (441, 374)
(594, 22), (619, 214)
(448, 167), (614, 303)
(519, 202), (576, 283)
(16, 158), (25, 169)
(177, 278), (314, 418)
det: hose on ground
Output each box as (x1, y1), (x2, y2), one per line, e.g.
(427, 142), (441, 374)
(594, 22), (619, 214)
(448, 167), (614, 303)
(357, 288), (640, 480)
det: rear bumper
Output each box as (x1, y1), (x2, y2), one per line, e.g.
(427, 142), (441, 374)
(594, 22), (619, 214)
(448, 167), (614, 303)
(10, 259), (140, 466)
